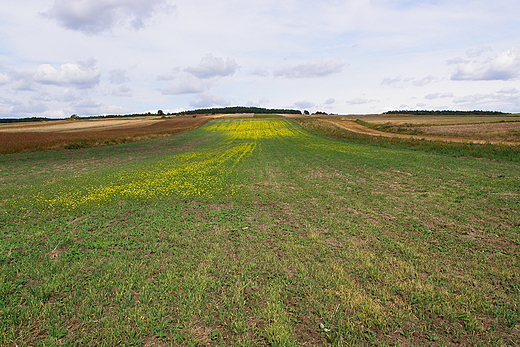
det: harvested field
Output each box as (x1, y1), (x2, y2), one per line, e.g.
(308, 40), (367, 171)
(323, 119), (520, 145)
(417, 122), (520, 134)
(338, 114), (520, 125)
(0, 117), (210, 154)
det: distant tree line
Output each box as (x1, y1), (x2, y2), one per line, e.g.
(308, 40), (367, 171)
(383, 110), (510, 116)
(0, 117), (60, 124)
(1, 106), (307, 123)
(178, 106), (302, 115)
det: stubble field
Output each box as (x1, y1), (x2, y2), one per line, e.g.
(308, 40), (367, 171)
(1, 118), (519, 346)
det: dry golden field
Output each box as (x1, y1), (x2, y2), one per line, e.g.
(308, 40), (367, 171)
(321, 114), (520, 145)
(337, 114), (520, 125)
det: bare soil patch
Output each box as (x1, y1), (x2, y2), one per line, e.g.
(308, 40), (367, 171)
(323, 119), (520, 145)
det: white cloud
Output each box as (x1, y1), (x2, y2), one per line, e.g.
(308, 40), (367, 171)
(453, 93), (500, 104)
(72, 98), (128, 115)
(246, 97), (270, 106)
(111, 86), (133, 97)
(0, 73), (9, 85)
(189, 94), (230, 108)
(11, 101), (47, 115)
(250, 67), (269, 77)
(274, 59), (345, 78)
(42, 0), (175, 35)
(9, 69), (37, 91)
(425, 92), (454, 99)
(159, 75), (213, 95)
(383, 75), (437, 87)
(184, 54), (239, 79)
(109, 69), (130, 84)
(451, 48), (520, 81)
(465, 46), (492, 58)
(497, 87), (519, 95)
(33, 58), (101, 89)
(346, 98), (378, 105)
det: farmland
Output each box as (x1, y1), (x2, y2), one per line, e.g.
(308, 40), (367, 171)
(0, 117), (210, 154)
(1, 118), (519, 346)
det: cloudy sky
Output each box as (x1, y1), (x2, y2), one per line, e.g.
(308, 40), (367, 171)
(1, 0), (519, 118)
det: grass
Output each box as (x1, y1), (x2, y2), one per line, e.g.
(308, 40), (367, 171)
(1, 119), (519, 346)
(296, 118), (520, 163)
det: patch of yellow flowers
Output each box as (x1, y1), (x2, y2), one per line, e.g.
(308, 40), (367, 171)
(34, 119), (295, 210)
(30, 118), (356, 210)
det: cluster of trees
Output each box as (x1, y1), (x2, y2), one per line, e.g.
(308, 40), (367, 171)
(384, 110), (510, 116)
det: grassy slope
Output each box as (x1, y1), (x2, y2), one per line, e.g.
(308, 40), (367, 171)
(1, 119), (519, 346)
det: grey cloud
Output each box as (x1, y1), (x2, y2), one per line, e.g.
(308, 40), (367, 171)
(12, 80), (36, 91)
(425, 92), (454, 100)
(451, 49), (520, 81)
(185, 54), (238, 79)
(381, 76), (402, 86)
(274, 59), (345, 78)
(324, 98), (335, 105)
(109, 69), (130, 84)
(42, 0), (175, 35)
(412, 75), (437, 86)
(33, 58), (101, 89)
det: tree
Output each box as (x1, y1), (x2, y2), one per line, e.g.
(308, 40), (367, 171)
(157, 110), (164, 116)
(303, 110), (310, 115)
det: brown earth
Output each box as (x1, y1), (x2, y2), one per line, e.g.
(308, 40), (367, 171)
(322, 119), (520, 146)
(0, 117), (211, 154)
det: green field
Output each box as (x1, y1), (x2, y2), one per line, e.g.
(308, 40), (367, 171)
(1, 119), (519, 346)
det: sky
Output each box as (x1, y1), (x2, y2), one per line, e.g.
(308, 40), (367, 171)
(0, 0), (519, 118)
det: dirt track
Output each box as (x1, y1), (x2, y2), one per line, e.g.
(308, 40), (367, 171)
(323, 119), (520, 146)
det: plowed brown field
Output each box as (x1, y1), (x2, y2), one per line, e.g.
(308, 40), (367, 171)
(0, 117), (210, 154)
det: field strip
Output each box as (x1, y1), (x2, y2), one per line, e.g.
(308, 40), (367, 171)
(323, 119), (520, 145)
